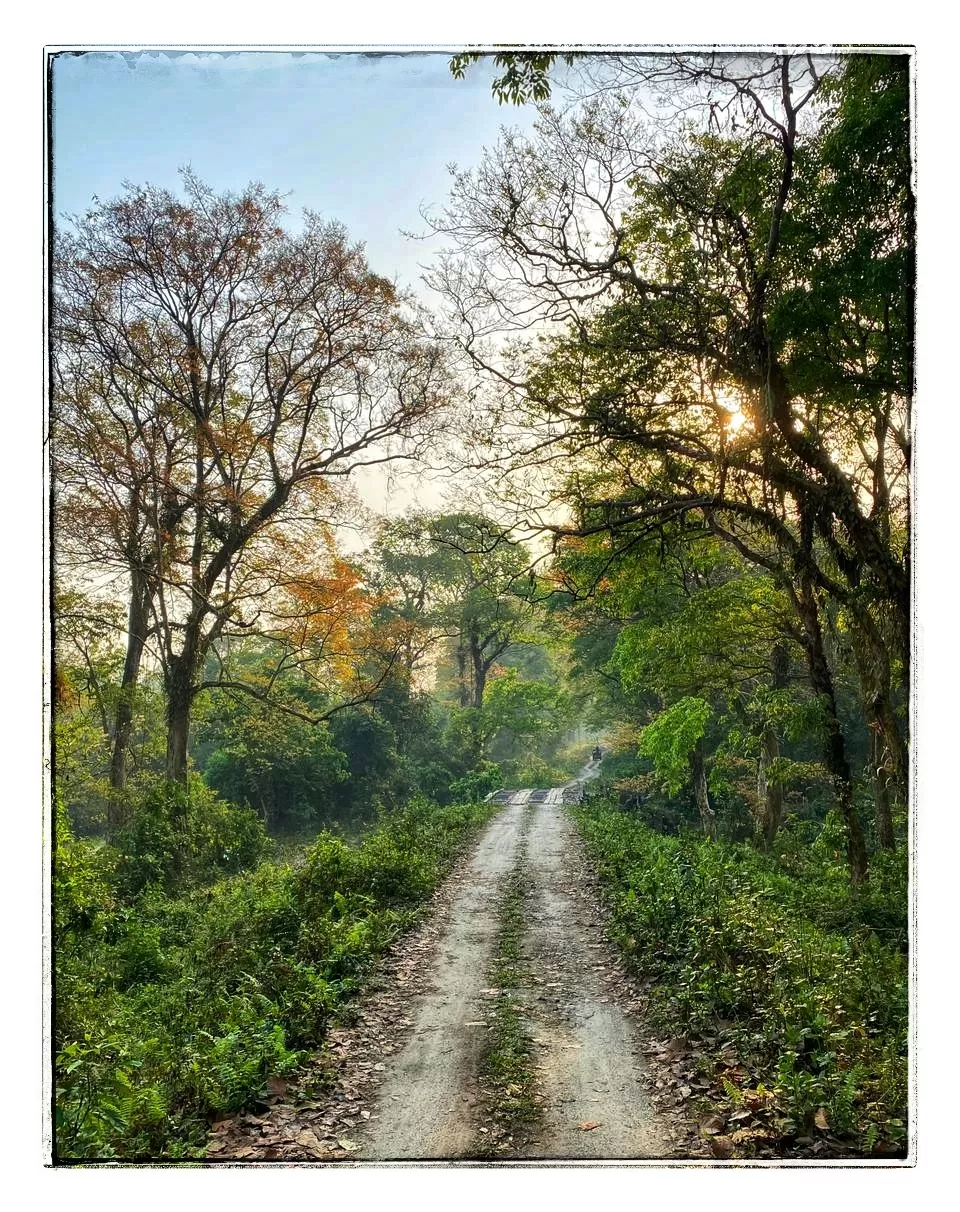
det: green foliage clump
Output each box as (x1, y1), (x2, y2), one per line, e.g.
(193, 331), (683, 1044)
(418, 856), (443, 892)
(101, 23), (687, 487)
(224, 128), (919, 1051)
(448, 761), (503, 803)
(55, 794), (495, 1159)
(638, 697), (712, 795)
(53, 713), (114, 834)
(53, 794), (116, 945)
(574, 797), (908, 1155)
(113, 775), (269, 896)
(199, 696), (349, 833)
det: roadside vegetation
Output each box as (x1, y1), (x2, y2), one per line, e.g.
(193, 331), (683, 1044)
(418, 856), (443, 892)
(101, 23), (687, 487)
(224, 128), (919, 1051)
(55, 792), (495, 1159)
(575, 793), (908, 1156)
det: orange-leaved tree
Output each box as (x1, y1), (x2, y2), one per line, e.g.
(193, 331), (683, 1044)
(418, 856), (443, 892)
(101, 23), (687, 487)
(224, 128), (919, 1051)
(53, 171), (449, 782)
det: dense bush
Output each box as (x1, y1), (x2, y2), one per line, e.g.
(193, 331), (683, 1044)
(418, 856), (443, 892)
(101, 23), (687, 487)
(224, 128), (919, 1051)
(202, 725), (348, 834)
(574, 797), (908, 1155)
(498, 753), (571, 789)
(448, 761), (503, 803)
(53, 795), (116, 945)
(55, 794), (495, 1159)
(113, 775), (269, 896)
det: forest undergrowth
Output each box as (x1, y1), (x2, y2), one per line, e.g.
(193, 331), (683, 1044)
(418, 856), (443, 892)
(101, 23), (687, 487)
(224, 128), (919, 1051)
(54, 789), (495, 1160)
(574, 795), (909, 1157)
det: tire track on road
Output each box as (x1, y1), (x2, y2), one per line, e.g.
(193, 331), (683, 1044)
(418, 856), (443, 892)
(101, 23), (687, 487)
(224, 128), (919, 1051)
(519, 797), (669, 1159)
(358, 794), (531, 1160)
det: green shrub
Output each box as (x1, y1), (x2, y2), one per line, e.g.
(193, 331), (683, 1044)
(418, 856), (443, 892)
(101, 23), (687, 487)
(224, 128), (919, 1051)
(55, 792), (496, 1159)
(53, 793), (117, 945)
(574, 797), (908, 1155)
(114, 775), (269, 896)
(449, 761), (503, 803)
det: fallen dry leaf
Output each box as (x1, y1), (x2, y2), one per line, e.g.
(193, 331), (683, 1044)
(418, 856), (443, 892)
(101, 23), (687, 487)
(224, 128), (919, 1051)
(730, 1127), (775, 1146)
(578, 1121), (602, 1131)
(699, 1114), (726, 1136)
(814, 1107), (830, 1131)
(710, 1134), (735, 1159)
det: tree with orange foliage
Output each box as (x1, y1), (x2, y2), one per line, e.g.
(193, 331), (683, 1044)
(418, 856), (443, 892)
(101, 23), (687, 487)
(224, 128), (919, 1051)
(54, 171), (448, 782)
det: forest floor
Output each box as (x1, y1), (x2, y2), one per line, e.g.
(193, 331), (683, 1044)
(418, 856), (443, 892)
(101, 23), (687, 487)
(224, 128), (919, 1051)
(207, 765), (708, 1164)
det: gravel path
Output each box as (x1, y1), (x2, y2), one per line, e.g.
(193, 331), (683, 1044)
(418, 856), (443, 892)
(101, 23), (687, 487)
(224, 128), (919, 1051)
(358, 799), (529, 1160)
(358, 763), (672, 1161)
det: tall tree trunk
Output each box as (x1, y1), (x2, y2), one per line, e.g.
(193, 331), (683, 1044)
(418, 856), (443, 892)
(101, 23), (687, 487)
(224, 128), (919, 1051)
(850, 605), (908, 812)
(796, 577), (868, 884)
(456, 641), (471, 708)
(164, 649), (198, 783)
(848, 607), (904, 850)
(690, 739), (717, 841)
(756, 641), (790, 850)
(868, 719), (896, 850)
(259, 775), (277, 833)
(471, 637), (487, 709)
(757, 728), (784, 851)
(757, 346), (911, 685)
(109, 564), (152, 800)
(873, 686), (909, 803)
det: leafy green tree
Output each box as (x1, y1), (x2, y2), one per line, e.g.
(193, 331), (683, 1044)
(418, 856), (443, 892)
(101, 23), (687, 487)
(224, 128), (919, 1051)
(196, 691), (348, 833)
(432, 52), (910, 881)
(427, 513), (535, 711)
(367, 512), (467, 687)
(554, 525), (871, 855)
(483, 667), (568, 760)
(449, 51), (575, 105)
(327, 708), (402, 817)
(639, 697), (716, 839)
(372, 511), (535, 713)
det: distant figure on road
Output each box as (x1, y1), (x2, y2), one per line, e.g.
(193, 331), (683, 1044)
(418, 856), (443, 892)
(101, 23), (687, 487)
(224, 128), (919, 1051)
(592, 745), (603, 762)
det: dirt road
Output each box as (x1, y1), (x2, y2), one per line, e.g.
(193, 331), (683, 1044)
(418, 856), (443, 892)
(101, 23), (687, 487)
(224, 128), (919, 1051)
(359, 798), (528, 1159)
(516, 792), (665, 1159)
(210, 767), (693, 1163)
(358, 766), (673, 1161)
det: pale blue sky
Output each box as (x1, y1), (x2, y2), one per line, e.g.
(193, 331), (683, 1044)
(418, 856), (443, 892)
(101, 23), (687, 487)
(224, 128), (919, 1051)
(50, 49), (543, 517)
(51, 50), (538, 296)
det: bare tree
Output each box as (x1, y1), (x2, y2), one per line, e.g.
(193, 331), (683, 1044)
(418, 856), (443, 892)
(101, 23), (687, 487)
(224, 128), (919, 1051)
(54, 172), (449, 782)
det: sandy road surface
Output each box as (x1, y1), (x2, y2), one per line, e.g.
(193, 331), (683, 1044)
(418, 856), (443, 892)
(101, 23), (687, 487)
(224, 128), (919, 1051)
(519, 797), (666, 1159)
(358, 798), (529, 1160)
(358, 765), (671, 1161)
